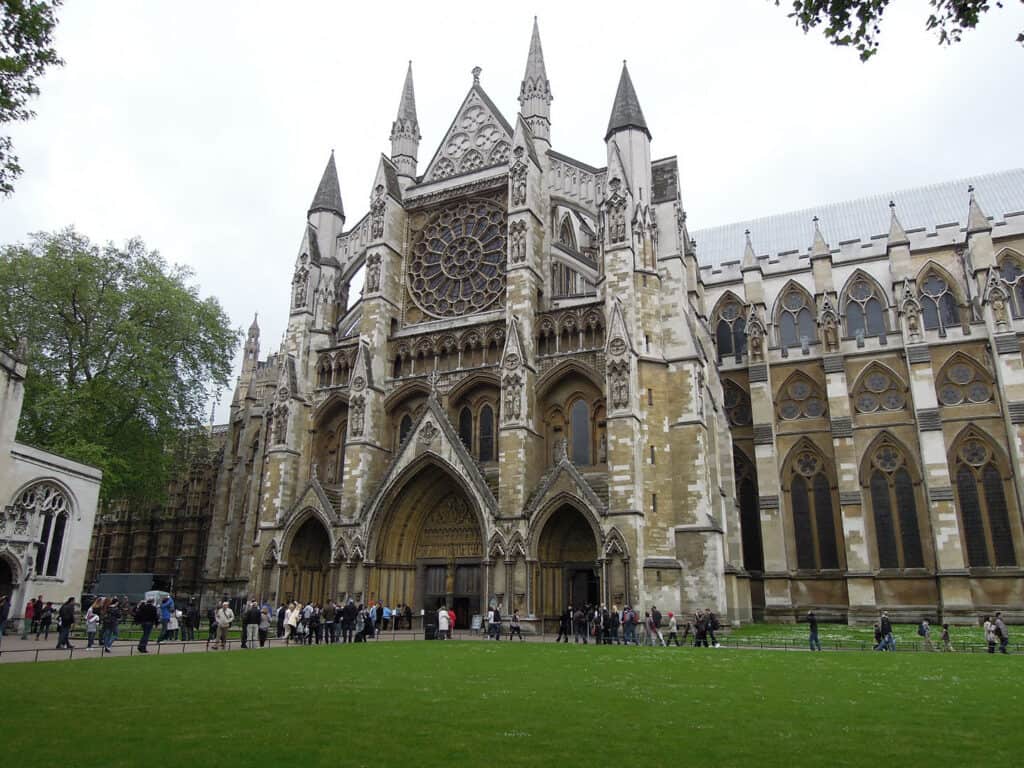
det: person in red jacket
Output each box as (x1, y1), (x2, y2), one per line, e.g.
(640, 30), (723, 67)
(447, 608), (456, 639)
(20, 598), (35, 639)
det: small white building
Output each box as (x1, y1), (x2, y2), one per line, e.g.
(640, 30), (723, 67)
(1, 347), (101, 615)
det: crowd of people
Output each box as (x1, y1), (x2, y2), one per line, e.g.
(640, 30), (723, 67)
(805, 609), (1013, 653)
(551, 604), (723, 647)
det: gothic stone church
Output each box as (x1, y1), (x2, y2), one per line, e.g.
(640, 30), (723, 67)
(96, 20), (1024, 626)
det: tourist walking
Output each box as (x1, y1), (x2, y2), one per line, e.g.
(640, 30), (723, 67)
(705, 608), (720, 647)
(492, 606), (502, 640)
(573, 606), (587, 644)
(285, 602), (299, 644)
(666, 612), (680, 646)
(101, 598), (121, 653)
(622, 606), (637, 645)
(136, 597), (157, 653)
(556, 606), (572, 643)
(214, 601), (234, 650)
(56, 597), (75, 650)
(941, 623), (953, 652)
(85, 599), (101, 650)
(276, 604), (286, 638)
(983, 616), (996, 653)
(436, 604), (450, 640)
(258, 607), (270, 648)
(918, 618), (934, 651)
(184, 601), (199, 641)
(159, 595), (174, 642)
(510, 609), (524, 640)
(877, 612), (894, 651)
(645, 611), (665, 647)
(808, 610), (821, 651)
(20, 598), (34, 639)
(36, 601), (53, 641)
(994, 612), (1009, 654)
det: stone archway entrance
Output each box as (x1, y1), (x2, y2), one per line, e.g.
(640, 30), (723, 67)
(282, 517), (331, 605)
(371, 466), (484, 629)
(0, 557), (13, 603)
(536, 504), (600, 618)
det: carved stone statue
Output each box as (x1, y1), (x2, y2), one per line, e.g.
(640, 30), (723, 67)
(370, 185), (386, 239)
(822, 313), (839, 352)
(609, 360), (630, 409)
(511, 152), (528, 207)
(365, 253), (381, 293)
(350, 396), (365, 437)
(509, 220), (526, 264)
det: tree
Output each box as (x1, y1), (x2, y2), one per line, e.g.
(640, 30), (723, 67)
(0, 228), (240, 503)
(0, 0), (63, 195)
(777, 0), (1024, 60)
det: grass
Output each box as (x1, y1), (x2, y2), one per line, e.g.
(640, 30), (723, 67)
(1, 641), (1020, 766)
(725, 621), (1000, 650)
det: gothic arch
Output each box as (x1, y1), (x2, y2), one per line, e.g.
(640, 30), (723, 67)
(446, 371), (501, 406)
(850, 360), (907, 393)
(772, 279), (817, 349)
(311, 391), (349, 423)
(362, 452), (491, 559)
(775, 369), (829, 421)
(383, 380), (431, 414)
(527, 492), (604, 560)
(279, 506), (336, 565)
(536, 359), (604, 400)
(839, 269), (890, 338)
(781, 437), (844, 571)
(711, 289), (747, 320)
(9, 476), (80, 519)
(996, 247), (1024, 318)
(915, 260), (964, 301)
(487, 531), (507, 560)
(332, 537), (349, 566)
(602, 526), (630, 559)
(0, 548), (23, 588)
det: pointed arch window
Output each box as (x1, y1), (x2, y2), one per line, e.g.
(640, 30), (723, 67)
(788, 447), (841, 570)
(954, 437), (1017, 567)
(399, 414), (413, 445)
(843, 276), (888, 339)
(919, 272), (960, 333)
(714, 297), (747, 363)
(478, 405), (495, 462)
(777, 286), (816, 349)
(776, 373), (827, 421)
(734, 450), (763, 572)
(569, 399), (591, 466)
(458, 407), (473, 451)
(17, 482), (72, 577)
(866, 441), (924, 569)
(558, 214), (577, 251)
(722, 379), (752, 426)
(936, 357), (992, 406)
(998, 253), (1024, 318)
(853, 366), (906, 414)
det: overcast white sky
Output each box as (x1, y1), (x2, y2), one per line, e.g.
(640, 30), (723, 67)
(1, 0), (1022, 422)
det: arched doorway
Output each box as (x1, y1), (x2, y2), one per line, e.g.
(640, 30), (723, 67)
(0, 557), (13, 603)
(536, 503), (600, 618)
(282, 516), (331, 605)
(371, 465), (484, 628)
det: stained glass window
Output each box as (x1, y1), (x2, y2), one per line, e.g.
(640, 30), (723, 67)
(479, 405), (494, 462)
(844, 276), (888, 338)
(778, 287), (816, 348)
(570, 400), (591, 466)
(715, 298), (747, 363)
(919, 273), (960, 333)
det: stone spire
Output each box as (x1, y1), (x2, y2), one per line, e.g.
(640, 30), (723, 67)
(742, 229), (757, 269)
(242, 312), (260, 375)
(810, 216), (830, 258)
(519, 17), (552, 144)
(605, 61), (650, 141)
(390, 61), (421, 182)
(887, 200), (909, 247)
(966, 184), (991, 235)
(308, 151), (344, 220)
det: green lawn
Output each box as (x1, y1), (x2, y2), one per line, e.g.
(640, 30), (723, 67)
(724, 621), (1003, 651)
(1, 642), (1019, 766)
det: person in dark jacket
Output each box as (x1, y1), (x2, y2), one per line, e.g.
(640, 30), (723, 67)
(31, 596), (43, 635)
(341, 599), (357, 643)
(36, 602), (53, 641)
(101, 599), (121, 653)
(877, 611), (894, 651)
(242, 600), (261, 648)
(56, 597), (76, 649)
(207, 606), (217, 641)
(276, 604), (286, 638)
(556, 606), (572, 643)
(807, 610), (821, 651)
(136, 598), (158, 653)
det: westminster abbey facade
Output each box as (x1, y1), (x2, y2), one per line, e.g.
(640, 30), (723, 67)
(88, 21), (1024, 625)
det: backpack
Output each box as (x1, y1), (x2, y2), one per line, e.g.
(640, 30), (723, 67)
(652, 609), (662, 628)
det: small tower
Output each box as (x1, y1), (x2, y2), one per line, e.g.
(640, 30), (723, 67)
(308, 151), (345, 251)
(605, 62), (652, 204)
(518, 17), (552, 146)
(242, 313), (260, 375)
(390, 62), (421, 186)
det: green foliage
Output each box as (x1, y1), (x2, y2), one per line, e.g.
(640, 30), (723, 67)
(0, 0), (64, 195)
(0, 643), (1019, 766)
(778, 0), (1023, 60)
(0, 227), (240, 502)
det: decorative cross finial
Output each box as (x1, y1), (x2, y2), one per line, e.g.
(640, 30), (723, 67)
(428, 368), (440, 397)
(812, 215), (819, 224)
(472, 66), (481, 85)
(889, 200), (896, 210)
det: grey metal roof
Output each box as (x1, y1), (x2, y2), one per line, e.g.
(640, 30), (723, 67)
(309, 151), (345, 219)
(691, 168), (1024, 267)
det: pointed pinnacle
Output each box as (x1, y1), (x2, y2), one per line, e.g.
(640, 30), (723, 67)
(397, 61), (417, 121)
(606, 61), (650, 141)
(308, 152), (344, 219)
(742, 229), (757, 269)
(811, 217), (829, 257)
(887, 200), (909, 247)
(967, 184), (991, 235)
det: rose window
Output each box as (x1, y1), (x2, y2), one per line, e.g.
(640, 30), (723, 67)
(777, 374), (828, 421)
(853, 367), (906, 414)
(936, 359), (992, 406)
(407, 199), (506, 318)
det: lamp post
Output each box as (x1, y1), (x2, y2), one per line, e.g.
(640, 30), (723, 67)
(171, 556), (183, 597)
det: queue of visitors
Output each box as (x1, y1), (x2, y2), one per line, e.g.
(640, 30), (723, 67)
(554, 604), (721, 647)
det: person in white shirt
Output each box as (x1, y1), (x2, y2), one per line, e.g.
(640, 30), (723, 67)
(436, 604), (450, 640)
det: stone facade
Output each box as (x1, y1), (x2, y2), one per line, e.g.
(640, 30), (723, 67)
(1, 347), (102, 609)
(86, 22), (1024, 626)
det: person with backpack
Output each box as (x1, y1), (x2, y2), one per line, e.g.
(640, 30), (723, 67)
(55, 597), (76, 650)
(101, 598), (122, 654)
(622, 606), (637, 645)
(509, 609), (524, 640)
(706, 608), (721, 648)
(994, 612), (1009, 654)
(808, 610), (821, 651)
(136, 597), (157, 653)
(556, 606), (572, 643)
(36, 602), (53, 641)
(917, 618), (934, 651)
(158, 595), (175, 642)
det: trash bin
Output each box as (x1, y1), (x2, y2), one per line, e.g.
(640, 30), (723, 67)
(424, 621), (437, 640)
